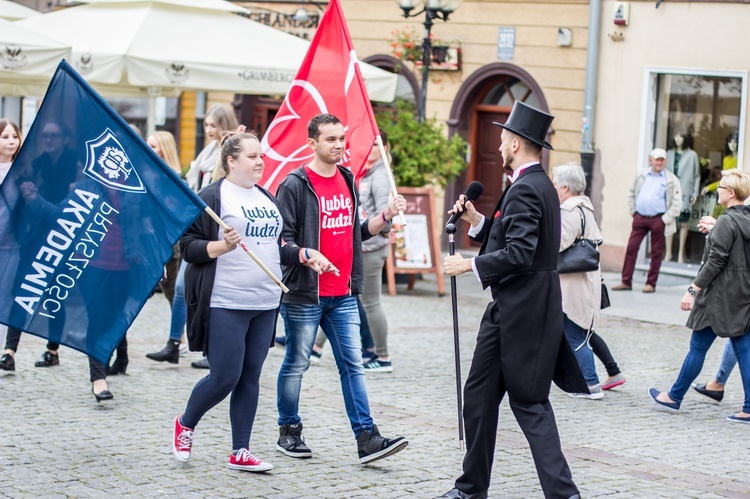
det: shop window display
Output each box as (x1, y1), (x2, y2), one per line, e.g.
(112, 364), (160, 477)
(653, 73), (742, 265)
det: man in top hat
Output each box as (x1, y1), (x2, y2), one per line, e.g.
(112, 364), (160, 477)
(612, 147), (682, 293)
(439, 101), (587, 499)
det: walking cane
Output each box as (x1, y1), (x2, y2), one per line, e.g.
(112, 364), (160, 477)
(445, 222), (465, 451)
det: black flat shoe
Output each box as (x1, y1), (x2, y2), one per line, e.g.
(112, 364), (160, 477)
(0, 353), (15, 371)
(34, 350), (59, 367)
(108, 356), (129, 375)
(191, 357), (209, 369)
(693, 383), (724, 402)
(93, 387), (114, 403)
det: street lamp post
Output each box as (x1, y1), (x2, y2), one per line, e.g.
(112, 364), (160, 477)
(396, 0), (462, 123)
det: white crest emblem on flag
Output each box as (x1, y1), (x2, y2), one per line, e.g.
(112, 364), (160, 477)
(84, 129), (146, 193)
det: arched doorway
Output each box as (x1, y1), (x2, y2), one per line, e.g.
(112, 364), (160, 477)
(446, 63), (551, 247)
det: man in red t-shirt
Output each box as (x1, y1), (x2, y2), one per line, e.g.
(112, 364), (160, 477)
(275, 114), (408, 465)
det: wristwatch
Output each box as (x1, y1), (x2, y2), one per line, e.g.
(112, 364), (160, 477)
(687, 285), (699, 297)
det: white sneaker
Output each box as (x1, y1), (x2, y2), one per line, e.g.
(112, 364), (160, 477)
(567, 384), (604, 400)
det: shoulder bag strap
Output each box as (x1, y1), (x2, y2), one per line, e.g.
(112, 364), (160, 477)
(576, 205), (586, 239)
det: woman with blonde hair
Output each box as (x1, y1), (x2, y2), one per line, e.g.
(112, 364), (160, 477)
(145, 130), (191, 364)
(650, 169), (750, 423)
(148, 131), (182, 176)
(185, 104), (238, 192)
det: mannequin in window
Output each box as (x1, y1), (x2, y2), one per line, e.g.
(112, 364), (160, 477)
(665, 133), (699, 263)
(724, 132), (738, 170)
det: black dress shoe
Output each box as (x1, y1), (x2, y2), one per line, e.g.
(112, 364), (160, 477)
(108, 356), (129, 375)
(93, 387), (114, 403)
(434, 488), (488, 499)
(0, 353), (15, 371)
(34, 350), (59, 367)
(191, 357), (210, 369)
(693, 383), (724, 402)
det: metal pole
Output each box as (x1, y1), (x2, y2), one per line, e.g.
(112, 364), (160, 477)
(445, 222), (465, 450)
(580, 0), (601, 196)
(418, 10), (435, 123)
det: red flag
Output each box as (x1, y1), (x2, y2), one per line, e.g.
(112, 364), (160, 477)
(260, 0), (378, 193)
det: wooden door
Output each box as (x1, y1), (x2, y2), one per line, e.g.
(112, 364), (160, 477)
(466, 109), (509, 245)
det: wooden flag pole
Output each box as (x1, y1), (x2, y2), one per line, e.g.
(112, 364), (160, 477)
(203, 206), (289, 293)
(376, 135), (406, 226)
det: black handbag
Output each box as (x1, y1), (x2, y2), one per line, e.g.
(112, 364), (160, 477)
(558, 206), (600, 274)
(600, 280), (611, 309)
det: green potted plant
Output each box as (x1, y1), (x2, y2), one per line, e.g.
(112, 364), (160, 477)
(376, 100), (466, 188)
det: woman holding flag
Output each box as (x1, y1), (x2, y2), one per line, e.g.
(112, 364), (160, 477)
(172, 128), (336, 471)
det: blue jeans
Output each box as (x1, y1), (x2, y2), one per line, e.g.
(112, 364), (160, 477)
(278, 296), (373, 437)
(169, 261), (187, 341)
(716, 340), (738, 385)
(669, 327), (750, 412)
(563, 315), (599, 386)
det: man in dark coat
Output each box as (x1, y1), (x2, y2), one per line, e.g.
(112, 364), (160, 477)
(438, 101), (587, 499)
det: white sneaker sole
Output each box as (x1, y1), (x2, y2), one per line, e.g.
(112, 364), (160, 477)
(173, 448), (190, 462)
(567, 392), (604, 400)
(276, 444), (312, 458)
(228, 462), (273, 472)
(359, 439), (408, 465)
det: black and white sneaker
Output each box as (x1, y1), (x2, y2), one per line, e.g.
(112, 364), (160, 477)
(356, 424), (408, 464)
(277, 423), (312, 458)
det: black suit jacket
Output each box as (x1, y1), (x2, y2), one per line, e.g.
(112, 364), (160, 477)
(471, 164), (587, 401)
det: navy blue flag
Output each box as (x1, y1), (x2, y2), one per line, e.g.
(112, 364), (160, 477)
(0, 60), (205, 364)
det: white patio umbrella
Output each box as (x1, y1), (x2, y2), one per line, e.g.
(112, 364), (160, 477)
(16, 0), (397, 131)
(0, 17), (71, 96)
(0, 0), (40, 21)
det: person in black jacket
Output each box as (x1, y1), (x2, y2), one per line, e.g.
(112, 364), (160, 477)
(274, 114), (408, 465)
(439, 102), (586, 499)
(173, 130), (322, 472)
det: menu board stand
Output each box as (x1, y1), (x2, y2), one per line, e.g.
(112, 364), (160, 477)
(384, 186), (445, 297)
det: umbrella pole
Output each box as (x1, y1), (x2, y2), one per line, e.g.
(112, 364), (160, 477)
(445, 222), (465, 451)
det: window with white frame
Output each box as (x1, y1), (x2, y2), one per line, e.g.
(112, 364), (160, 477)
(643, 70), (745, 265)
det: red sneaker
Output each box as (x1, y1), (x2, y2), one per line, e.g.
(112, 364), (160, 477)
(173, 415), (194, 462)
(228, 448), (273, 472)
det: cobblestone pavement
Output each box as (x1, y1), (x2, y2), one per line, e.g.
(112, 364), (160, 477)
(1, 271), (749, 498)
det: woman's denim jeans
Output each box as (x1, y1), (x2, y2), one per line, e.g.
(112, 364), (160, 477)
(563, 315), (599, 386)
(277, 296), (373, 437)
(168, 261), (187, 341)
(716, 340), (738, 385)
(670, 326), (750, 413)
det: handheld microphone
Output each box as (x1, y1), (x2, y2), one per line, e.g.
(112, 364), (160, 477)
(446, 181), (484, 227)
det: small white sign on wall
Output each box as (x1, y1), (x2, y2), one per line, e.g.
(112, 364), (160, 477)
(497, 27), (515, 61)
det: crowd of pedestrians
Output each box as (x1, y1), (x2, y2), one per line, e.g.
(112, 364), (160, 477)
(2, 101), (749, 498)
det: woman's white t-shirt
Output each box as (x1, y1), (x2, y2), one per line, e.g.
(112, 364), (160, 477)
(211, 180), (283, 310)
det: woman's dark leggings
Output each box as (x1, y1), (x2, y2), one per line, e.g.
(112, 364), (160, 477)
(181, 308), (274, 450)
(590, 332), (621, 377)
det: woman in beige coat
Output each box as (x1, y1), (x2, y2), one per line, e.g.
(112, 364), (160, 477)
(553, 163), (624, 399)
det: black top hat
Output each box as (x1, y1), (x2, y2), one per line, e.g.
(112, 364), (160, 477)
(493, 101), (554, 150)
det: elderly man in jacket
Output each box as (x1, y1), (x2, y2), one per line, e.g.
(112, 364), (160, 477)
(612, 147), (682, 293)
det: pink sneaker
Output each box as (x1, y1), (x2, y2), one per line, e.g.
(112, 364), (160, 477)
(228, 448), (273, 472)
(173, 415), (194, 462)
(602, 373), (626, 391)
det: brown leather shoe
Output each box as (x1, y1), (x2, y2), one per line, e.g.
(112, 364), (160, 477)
(642, 284), (656, 293)
(611, 283), (632, 291)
